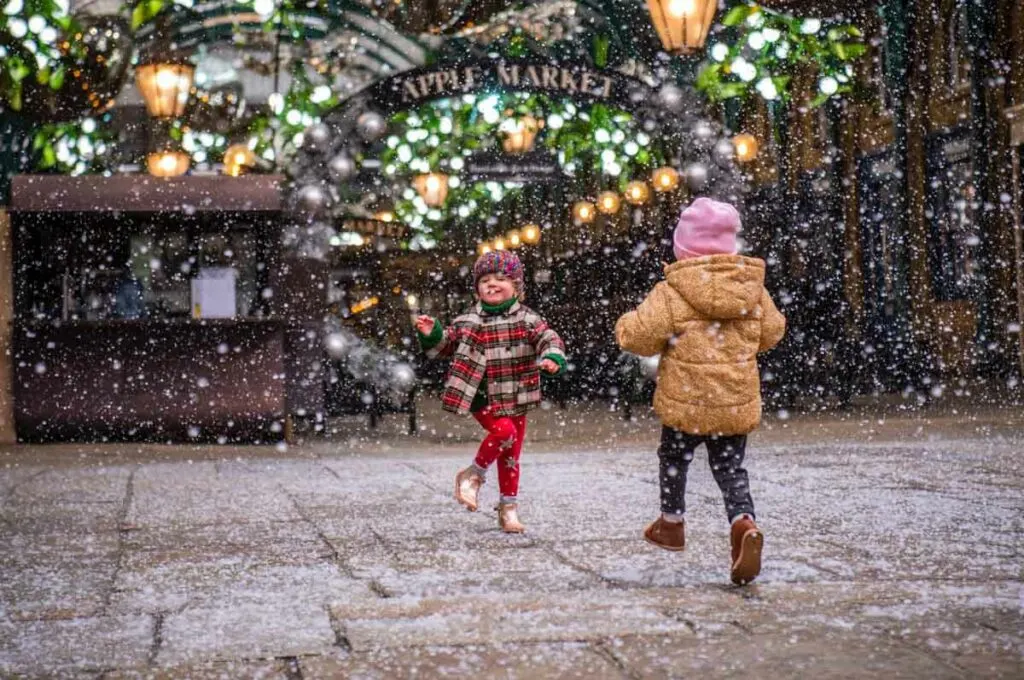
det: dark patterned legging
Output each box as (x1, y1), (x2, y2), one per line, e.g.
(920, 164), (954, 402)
(658, 426), (755, 521)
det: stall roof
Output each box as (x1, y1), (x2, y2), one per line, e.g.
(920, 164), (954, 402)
(10, 175), (285, 213)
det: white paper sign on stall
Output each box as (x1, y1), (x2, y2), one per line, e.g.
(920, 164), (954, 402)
(191, 267), (237, 318)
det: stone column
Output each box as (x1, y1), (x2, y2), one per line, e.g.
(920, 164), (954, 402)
(0, 209), (15, 443)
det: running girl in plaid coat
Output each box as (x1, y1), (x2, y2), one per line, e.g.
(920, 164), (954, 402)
(416, 250), (566, 533)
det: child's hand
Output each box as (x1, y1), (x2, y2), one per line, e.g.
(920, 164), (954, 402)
(415, 315), (436, 335)
(539, 358), (559, 374)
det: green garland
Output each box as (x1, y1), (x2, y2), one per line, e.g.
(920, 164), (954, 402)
(32, 116), (119, 174)
(0, 0), (81, 111)
(696, 3), (866, 108)
(377, 92), (666, 238)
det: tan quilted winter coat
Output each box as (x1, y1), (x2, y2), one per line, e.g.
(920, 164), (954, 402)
(615, 254), (786, 436)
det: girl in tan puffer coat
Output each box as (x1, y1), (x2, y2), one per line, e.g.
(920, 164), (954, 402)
(615, 197), (786, 585)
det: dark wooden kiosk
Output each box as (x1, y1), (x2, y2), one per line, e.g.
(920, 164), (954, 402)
(8, 174), (293, 443)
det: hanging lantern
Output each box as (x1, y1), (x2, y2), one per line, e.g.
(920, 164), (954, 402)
(147, 149), (190, 177)
(506, 230), (523, 248)
(135, 59), (195, 119)
(223, 143), (256, 177)
(573, 201), (596, 224)
(646, 0), (718, 55)
(733, 133), (760, 163)
(597, 191), (622, 215)
(652, 166), (681, 192)
(501, 115), (541, 154)
(413, 172), (449, 207)
(624, 181), (651, 205)
(521, 224), (542, 245)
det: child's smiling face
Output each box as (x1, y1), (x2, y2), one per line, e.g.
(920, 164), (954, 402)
(477, 273), (517, 305)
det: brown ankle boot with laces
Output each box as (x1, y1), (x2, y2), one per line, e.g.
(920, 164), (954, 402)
(498, 502), (526, 533)
(454, 467), (484, 512)
(730, 516), (763, 585)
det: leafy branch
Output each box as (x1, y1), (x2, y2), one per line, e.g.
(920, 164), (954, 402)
(696, 2), (866, 108)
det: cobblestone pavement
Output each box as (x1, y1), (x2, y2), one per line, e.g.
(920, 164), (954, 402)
(1, 406), (1022, 678)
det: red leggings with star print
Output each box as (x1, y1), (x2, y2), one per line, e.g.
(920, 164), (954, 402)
(472, 407), (527, 499)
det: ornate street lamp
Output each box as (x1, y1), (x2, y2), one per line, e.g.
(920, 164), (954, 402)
(521, 224), (541, 245)
(597, 191), (622, 215)
(732, 134), (760, 163)
(147, 149), (190, 177)
(652, 166), (681, 192)
(500, 115), (541, 154)
(573, 200), (596, 224)
(223, 143), (256, 177)
(413, 172), (449, 207)
(135, 57), (195, 119)
(624, 181), (651, 205)
(646, 0), (718, 55)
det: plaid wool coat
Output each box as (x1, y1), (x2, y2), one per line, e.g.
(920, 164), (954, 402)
(425, 302), (566, 416)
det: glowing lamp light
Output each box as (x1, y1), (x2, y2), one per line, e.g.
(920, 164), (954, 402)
(646, 0), (718, 55)
(375, 210), (395, 222)
(573, 200), (596, 224)
(478, 242), (493, 256)
(597, 191), (622, 214)
(147, 149), (190, 177)
(652, 166), (681, 192)
(624, 181), (651, 205)
(135, 60), (195, 119)
(733, 133), (760, 162)
(506, 229), (522, 248)
(501, 114), (541, 154)
(493, 236), (508, 251)
(350, 296), (380, 315)
(223, 143), (256, 177)
(521, 224), (541, 244)
(413, 172), (449, 207)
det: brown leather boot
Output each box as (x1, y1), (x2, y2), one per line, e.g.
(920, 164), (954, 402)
(454, 467), (484, 512)
(643, 516), (686, 551)
(730, 516), (763, 585)
(498, 502), (526, 533)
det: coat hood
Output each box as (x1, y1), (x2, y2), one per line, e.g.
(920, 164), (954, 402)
(664, 254), (766, 320)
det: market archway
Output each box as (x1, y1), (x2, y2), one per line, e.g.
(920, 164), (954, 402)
(285, 57), (744, 255)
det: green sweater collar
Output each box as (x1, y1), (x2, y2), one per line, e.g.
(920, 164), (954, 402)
(480, 297), (518, 315)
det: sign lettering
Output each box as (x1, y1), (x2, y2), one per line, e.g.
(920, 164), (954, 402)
(376, 61), (650, 112)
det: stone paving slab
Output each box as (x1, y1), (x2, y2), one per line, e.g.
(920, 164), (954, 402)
(299, 643), (627, 679)
(603, 631), (967, 680)
(346, 545), (603, 598)
(101, 659), (292, 680)
(0, 614), (153, 677)
(0, 530), (120, 621)
(125, 464), (303, 529)
(156, 603), (336, 666)
(330, 591), (695, 650)
(110, 561), (376, 615)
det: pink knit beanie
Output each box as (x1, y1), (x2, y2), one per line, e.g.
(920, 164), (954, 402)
(672, 197), (741, 260)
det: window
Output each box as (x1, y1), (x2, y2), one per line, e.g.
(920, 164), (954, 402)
(926, 134), (978, 301)
(13, 213), (273, 321)
(946, 2), (972, 92)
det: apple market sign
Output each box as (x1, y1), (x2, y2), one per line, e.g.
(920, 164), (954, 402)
(369, 60), (653, 112)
